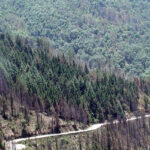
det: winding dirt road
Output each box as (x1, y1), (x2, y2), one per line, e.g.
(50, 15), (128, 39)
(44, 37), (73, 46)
(7, 114), (150, 150)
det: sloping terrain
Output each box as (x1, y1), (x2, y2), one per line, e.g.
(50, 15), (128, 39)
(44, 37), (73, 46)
(0, 33), (150, 149)
(0, 0), (150, 77)
(15, 115), (150, 150)
(1, 33), (149, 124)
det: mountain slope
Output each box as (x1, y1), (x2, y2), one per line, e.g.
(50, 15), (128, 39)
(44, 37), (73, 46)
(0, 0), (150, 77)
(0, 33), (150, 149)
(0, 32), (150, 122)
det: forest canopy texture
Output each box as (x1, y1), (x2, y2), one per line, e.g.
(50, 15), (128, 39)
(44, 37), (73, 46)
(0, 33), (150, 124)
(0, 1), (150, 149)
(0, 0), (150, 77)
(0, 33), (150, 149)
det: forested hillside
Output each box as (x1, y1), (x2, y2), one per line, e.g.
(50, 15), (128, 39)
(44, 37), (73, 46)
(0, 0), (150, 77)
(0, 32), (150, 123)
(0, 33), (150, 149)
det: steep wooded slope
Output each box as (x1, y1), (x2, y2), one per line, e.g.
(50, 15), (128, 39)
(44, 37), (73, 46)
(0, 33), (150, 149)
(0, 33), (150, 123)
(0, 0), (150, 77)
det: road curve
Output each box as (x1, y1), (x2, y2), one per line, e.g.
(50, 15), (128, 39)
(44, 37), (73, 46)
(7, 114), (150, 150)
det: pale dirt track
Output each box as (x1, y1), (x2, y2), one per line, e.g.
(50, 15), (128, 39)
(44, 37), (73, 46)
(7, 114), (150, 150)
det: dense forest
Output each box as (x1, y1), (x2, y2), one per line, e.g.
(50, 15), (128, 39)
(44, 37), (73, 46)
(0, 0), (150, 77)
(0, 0), (150, 149)
(1, 32), (150, 122)
(0, 33), (150, 149)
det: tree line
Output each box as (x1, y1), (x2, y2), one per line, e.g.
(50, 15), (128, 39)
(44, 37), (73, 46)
(0, 33), (150, 122)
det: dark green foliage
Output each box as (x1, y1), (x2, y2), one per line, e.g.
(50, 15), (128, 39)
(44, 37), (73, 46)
(0, 0), (150, 77)
(1, 33), (149, 124)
